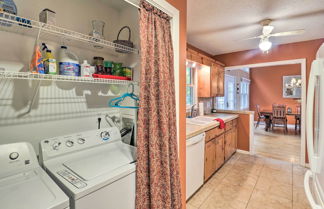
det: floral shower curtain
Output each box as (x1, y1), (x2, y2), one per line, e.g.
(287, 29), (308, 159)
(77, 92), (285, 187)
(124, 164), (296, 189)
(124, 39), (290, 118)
(136, 1), (182, 209)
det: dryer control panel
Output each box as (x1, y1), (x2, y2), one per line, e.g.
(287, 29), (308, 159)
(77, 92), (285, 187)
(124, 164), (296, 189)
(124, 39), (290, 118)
(0, 142), (38, 178)
(39, 127), (121, 162)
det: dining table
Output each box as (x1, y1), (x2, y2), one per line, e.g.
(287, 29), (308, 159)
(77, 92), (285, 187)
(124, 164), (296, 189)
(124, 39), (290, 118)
(260, 109), (301, 132)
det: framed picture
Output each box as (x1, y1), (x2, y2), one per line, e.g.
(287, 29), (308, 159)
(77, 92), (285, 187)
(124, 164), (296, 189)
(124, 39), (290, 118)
(283, 75), (302, 98)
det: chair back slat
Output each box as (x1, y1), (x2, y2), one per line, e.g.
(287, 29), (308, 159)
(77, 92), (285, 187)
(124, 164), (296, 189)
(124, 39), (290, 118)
(272, 104), (286, 118)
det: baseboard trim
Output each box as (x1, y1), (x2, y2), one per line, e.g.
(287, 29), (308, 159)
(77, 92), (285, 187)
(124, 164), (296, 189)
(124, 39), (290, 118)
(236, 149), (250, 155)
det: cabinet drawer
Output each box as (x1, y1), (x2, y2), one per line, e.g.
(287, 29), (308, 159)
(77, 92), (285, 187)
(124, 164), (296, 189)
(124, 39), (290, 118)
(225, 121), (233, 131)
(205, 127), (225, 142)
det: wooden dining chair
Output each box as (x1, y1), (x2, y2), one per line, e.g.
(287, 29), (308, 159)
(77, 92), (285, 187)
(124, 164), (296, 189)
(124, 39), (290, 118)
(272, 104), (288, 133)
(255, 104), (265, 128)
(295, 105), (301, 133)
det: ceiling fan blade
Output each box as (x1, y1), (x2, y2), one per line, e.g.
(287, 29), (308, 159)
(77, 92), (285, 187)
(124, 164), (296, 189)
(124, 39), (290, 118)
(262, 25), (274, 35)
(241, 35), (263, 41)
(270, 29), (305, 37)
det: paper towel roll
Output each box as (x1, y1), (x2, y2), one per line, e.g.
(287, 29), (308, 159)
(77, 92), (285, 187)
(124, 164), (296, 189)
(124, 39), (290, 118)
(199, 102), (204, 116)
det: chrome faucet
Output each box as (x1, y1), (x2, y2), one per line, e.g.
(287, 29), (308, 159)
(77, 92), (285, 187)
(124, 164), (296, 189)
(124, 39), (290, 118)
(191, 104), (197, 118)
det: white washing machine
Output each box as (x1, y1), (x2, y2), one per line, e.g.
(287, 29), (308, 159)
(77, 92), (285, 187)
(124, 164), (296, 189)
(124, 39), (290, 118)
(39, 127), (136, 209)
(0, 142), (69, 209)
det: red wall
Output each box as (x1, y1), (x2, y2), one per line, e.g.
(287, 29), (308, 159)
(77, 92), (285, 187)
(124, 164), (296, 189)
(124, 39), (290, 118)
(250, 64), (301, 124)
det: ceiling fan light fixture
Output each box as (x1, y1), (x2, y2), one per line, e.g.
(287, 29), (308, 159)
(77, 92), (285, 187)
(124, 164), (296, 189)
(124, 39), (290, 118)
(259, 38), (272, 52)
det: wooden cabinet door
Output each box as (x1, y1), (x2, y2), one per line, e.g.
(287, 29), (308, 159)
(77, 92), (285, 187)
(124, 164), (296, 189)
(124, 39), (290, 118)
(210, 63), (219, 97)
(198, 67), (211, 98)
(215, 134), (225, 170)
(229, 129), (235, 156)
(224, 131), (232, 161)
(217, 66), (225, 96)
(191, 52), (202, 64)
(232, 126), (238, 152)
(204, 138), (216, 181)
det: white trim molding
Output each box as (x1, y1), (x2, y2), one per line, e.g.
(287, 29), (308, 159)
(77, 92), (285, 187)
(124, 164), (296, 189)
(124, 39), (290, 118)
(225, 59), (307, 166)
(236, 149), (250, 155)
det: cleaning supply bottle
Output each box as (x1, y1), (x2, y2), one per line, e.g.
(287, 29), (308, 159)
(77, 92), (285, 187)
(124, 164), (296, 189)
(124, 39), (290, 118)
(58, 45), (80, 76)
(80, 60), (92, 77)
(43, 49), (57, 74)
(30, 44), (45, 74)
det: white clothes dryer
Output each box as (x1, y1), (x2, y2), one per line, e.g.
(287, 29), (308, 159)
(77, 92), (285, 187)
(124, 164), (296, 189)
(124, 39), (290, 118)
(0, 142), (69, 209)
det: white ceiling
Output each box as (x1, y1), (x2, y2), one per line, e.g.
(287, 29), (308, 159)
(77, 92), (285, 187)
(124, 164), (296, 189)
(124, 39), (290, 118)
(187, 0), (324, 55)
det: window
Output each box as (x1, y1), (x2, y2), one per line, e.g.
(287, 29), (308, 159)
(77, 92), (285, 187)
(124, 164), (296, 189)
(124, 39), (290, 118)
(240, 78), (250, 110)
(216, 97), (225, 109)
(186, 66), (196, 107)
(216, 74), (236, 110)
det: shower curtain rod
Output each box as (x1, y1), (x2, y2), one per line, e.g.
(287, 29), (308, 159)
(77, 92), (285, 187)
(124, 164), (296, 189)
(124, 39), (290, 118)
(123, 0), (173, 18)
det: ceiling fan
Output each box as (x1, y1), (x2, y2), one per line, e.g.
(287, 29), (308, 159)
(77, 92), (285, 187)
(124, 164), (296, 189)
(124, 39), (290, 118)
(245, 19), (305, 52)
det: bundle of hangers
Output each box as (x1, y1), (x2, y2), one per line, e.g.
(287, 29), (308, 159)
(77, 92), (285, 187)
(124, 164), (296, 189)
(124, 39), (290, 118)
(108, 83), (139, 109)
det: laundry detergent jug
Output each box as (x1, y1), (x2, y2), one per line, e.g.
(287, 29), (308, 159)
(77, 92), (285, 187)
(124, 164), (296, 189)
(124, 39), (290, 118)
(58, 46), (80, 76)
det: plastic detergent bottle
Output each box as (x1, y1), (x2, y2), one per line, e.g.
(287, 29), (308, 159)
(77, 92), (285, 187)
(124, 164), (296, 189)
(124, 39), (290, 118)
(43, 49), (57, 74)
(58, 46), (80, 76)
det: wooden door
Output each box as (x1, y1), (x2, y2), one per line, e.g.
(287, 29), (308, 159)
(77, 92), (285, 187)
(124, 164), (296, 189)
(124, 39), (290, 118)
(204, 138), (216, 181)
(224, 131), (232, 161)
(215, 134), (225, 170)
(217, 66), (225, 96)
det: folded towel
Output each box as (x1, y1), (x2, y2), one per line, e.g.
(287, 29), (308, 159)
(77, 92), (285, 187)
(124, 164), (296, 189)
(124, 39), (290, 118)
(214, 118), (225, 129)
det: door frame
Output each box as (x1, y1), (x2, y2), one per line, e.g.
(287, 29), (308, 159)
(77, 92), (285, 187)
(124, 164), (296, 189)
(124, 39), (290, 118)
(224, 74), (236, 110)
(225, 58), (307, 166)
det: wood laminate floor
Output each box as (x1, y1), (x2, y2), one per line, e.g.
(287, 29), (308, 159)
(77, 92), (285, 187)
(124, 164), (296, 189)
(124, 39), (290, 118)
(254, 124), (301, 163)
(187, 153), (310, 209)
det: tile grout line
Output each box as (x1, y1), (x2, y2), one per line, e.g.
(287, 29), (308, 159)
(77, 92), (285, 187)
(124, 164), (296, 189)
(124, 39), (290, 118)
(197, 162), (235, 209)
(244, 161), (266, 209)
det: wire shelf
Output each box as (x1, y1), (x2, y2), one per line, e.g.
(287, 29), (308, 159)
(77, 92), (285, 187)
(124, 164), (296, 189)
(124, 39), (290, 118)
(0, 72), (138, 85)
(0, 11), (139, 54)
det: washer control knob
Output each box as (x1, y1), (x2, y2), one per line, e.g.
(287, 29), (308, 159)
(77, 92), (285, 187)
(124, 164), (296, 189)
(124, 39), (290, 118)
(9, 152), (19, 160)
(66, 140), (74, 147)
(77, 138), (85, 144)
(100, 131), (110, 141)
(52, 142), (61, 150)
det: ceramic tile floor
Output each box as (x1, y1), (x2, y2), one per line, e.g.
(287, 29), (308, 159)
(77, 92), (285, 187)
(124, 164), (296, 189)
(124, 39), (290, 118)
(254, 124), (301, 164)
(186, 153), (311, 209)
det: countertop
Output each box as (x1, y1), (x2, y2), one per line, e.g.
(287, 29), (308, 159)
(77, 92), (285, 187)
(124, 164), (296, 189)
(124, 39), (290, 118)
(215, 109), (255, 115)
(186, 113), (239, 139)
